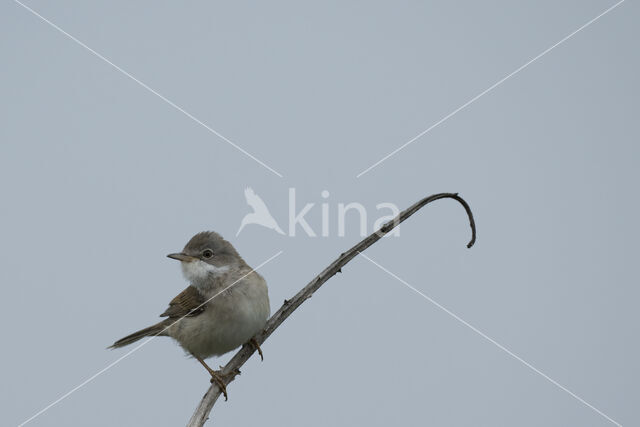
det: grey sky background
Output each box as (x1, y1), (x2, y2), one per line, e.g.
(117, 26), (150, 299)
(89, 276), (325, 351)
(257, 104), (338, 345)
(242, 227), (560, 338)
(1, 1), (638, 426)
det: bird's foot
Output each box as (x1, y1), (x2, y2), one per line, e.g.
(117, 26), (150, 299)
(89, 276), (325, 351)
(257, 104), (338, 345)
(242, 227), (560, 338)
(209, 370), (229, 401)
(195, 355), (234, 401)
(250, 338), (264, 361)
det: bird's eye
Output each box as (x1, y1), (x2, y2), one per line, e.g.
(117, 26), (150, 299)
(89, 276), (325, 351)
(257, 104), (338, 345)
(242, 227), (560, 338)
(202, 249), (214, 259)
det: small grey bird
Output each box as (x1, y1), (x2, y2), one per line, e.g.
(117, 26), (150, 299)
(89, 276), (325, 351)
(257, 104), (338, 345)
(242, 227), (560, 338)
(110, 231), (270, 399)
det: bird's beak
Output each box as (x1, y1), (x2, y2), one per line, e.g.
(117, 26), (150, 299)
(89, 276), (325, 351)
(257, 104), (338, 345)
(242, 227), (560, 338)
(167, 252), (197, 262)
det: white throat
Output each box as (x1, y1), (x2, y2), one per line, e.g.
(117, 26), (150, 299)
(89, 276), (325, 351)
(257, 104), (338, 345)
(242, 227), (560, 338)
(181, 259), (230, 285)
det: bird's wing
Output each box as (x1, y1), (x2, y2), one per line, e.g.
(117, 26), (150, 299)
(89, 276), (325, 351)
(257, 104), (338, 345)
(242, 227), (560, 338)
(159, 286), (206, 319)
(244, 187), (270, 215)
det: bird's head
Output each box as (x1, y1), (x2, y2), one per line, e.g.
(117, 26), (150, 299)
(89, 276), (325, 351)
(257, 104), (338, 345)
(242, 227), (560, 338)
(167, 231), (243, 286)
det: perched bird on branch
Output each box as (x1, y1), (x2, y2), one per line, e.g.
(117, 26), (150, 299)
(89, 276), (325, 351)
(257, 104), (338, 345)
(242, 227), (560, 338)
(110, 231), (270, 400)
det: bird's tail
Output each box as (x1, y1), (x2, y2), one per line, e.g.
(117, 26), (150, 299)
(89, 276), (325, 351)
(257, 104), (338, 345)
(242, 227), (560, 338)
(109, 320), (171, 349)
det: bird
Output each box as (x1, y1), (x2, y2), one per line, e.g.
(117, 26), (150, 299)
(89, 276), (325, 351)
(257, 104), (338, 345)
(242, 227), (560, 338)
(110, 231), (270, 400)
(236, 187), (285, 236)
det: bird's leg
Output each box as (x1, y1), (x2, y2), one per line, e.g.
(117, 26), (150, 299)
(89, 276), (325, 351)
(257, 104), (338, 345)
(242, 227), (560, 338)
(194, 355), (228, 401)
(250, 338), (264, 361)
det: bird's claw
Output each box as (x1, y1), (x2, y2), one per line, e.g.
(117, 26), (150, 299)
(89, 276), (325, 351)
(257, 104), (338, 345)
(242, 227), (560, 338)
(209, 371), (229, 401)
(250, 338), (264, 361)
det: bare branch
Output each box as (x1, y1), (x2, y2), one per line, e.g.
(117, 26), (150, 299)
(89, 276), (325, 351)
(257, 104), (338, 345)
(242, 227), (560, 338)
(187, 193), (476, 426)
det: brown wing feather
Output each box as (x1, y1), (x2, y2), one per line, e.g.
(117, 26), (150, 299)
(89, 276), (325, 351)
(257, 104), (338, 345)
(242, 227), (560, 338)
(160, 286), (206, 318)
